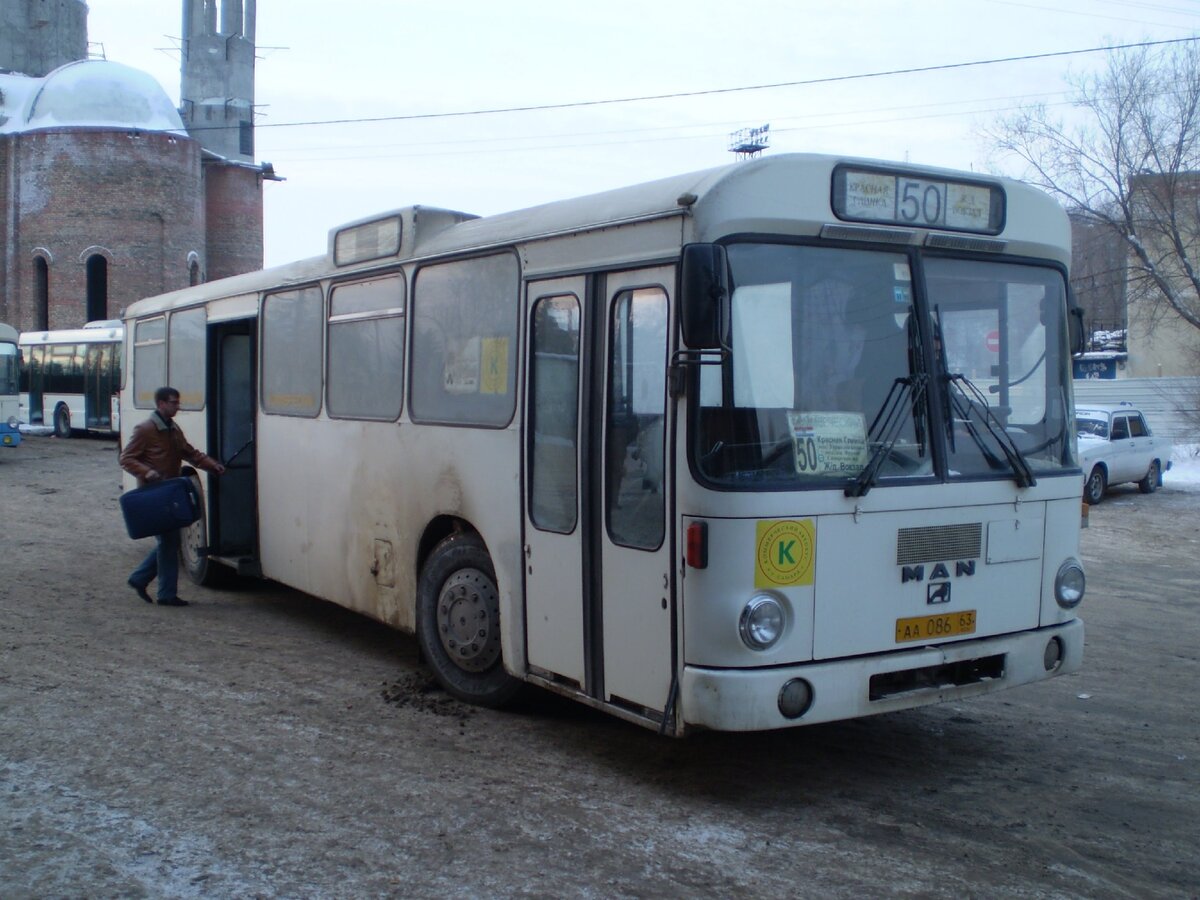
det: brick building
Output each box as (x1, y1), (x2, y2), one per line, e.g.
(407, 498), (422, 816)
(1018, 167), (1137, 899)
(0, 0), (275, 332)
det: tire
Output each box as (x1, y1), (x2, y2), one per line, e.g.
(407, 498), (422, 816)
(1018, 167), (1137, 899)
(181, 472), (219, 586)
(53, 405), (71, 439)
(416, 532), (521, 708)
(1138, 460), (1160, 494)
(1084, 466), (1107, 505)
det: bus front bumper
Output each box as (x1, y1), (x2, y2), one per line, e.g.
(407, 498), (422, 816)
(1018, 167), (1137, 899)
(679, 618), (1083, 733)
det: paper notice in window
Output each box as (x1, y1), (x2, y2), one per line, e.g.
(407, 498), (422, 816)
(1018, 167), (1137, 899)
(444, 337), (480, 394)
(786, 411), (869, 475)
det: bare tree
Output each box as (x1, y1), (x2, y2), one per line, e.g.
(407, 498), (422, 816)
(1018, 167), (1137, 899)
(986, 40), (1200, 335)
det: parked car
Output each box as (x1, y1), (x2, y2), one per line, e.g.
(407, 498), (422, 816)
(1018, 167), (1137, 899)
(1076, 403), (1172, 504)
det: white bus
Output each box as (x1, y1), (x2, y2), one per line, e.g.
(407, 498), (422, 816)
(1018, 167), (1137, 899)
(121, 154), (1086, 735)
(19, 320), (123, 437)
(1, 323), (20, 448)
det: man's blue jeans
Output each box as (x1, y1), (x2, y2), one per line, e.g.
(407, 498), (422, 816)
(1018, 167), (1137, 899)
(129, 528), (181, 601)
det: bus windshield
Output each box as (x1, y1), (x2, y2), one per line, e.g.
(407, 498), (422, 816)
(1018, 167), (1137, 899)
(692, 243), (1075, 488)
(696, 243), (930, 487)
(929, 257), (1075, 480)
(0, 340), (17, 396)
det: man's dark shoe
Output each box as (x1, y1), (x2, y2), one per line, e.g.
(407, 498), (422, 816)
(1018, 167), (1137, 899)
(128, 580), (153, 604)
(157, 596), (189, 607)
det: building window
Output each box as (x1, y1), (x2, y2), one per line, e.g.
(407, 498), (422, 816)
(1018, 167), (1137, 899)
(239, 119), (254, 156)
(34, 257), (49, 330)
(189, 259), (201, 286)
(86, 255), (108, 322)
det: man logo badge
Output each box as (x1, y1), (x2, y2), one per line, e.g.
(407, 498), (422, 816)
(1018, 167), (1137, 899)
(928, 582), (951, 605)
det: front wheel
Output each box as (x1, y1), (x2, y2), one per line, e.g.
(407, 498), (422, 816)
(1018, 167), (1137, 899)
(416, 532), (521, 707)
(1084, 466), (1107, 505)
(181, 472), (219, 585)
(1138, 460), (1161, 494)
(53, 405), (71, 438)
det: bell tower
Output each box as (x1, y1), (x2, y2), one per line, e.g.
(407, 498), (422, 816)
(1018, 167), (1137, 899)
(180, 0), (256, 162)
(0, 0), (88, 77)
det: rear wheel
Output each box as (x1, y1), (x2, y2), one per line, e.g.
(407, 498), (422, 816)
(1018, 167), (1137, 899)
(416, 532), (521, 707)
(1138, 460), (1160, 494)
(1084, 466), (1107, 505)
(53, 405), (71, 438)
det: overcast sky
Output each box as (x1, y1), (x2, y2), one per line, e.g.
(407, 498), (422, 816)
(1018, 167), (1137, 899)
(84, 0), (1200, 267)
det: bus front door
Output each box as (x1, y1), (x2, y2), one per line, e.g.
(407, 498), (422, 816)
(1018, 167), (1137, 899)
(84, 344), (114, 430)
(207, 319), (258, 570)
(523, 267), (676, 720)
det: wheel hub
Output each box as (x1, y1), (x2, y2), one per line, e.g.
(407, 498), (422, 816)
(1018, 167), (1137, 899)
(436, 568), (500, 672)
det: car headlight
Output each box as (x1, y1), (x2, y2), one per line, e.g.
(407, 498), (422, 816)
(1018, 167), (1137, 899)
(1055, 558), (1086, 609)
(739, 594), (785, 650)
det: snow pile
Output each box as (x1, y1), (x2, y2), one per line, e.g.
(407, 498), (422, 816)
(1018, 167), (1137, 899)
(1165, 443), (1200, 490)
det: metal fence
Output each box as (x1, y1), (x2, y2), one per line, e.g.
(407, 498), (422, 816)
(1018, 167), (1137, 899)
(1073, 376), (1200, 445)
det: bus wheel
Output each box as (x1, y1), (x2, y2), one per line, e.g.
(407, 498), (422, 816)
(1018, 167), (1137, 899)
(53, 405), (71, 438)
(416, 532), (521, 708)
(181, 473), (217, 586)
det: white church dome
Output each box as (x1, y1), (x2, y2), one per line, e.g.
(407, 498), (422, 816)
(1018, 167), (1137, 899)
(19, 59), (186, 134)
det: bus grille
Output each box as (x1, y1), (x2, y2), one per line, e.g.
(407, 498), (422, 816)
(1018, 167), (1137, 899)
(896, 523), (982, 565)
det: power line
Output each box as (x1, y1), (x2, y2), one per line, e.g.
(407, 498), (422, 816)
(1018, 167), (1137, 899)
(220, 35), (1200, 134)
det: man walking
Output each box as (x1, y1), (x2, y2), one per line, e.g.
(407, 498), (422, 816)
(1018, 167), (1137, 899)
(120, 386), (225, 606)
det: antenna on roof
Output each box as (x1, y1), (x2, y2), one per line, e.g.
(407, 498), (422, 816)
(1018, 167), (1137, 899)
(729, 123), (770, 160)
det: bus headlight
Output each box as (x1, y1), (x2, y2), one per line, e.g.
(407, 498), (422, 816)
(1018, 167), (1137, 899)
(739, 594), (785, 650)
(5, 415), (16, 429)
(1054, 559), (1085, 609)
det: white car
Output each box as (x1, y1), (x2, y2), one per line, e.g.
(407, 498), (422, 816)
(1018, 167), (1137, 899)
(1076, 403), (1171, 504)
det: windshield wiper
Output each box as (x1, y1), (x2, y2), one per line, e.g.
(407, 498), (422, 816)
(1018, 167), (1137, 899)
(946, 373), (1036, 488)
(846, 373), (929, 498)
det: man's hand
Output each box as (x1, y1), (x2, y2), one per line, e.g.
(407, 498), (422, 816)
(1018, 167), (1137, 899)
(145, 470), (162, 482)
(212, 462), (227, 475)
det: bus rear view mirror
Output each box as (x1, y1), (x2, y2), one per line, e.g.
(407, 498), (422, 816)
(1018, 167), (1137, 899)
(680, 243), (729, 349)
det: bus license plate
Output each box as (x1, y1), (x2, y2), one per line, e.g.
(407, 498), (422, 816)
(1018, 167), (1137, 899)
(895, 610), (976, 643)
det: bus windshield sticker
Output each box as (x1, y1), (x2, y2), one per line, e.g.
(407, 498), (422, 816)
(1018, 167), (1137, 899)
(786, 411), (868, 475)
(479, 337), (508, 395)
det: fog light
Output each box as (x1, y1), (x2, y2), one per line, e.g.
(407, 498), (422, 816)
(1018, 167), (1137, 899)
(1043, 637), (1064, 671)
(739, 594), (784, 650)
(1054, 559), (1086, 609)
(778, 678), (813, 719)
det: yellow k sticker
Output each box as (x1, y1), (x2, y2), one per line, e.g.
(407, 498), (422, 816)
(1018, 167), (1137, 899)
(755, 519), (816, 588)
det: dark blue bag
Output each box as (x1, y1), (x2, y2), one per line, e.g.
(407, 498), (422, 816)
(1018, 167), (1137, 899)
(119, 477), (201, 539)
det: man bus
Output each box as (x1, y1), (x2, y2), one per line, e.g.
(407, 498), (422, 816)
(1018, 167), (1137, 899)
(120, 154), (1085, 735)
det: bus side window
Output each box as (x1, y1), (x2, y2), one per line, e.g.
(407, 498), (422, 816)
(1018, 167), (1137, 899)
(607, 287), (667, 550)
(133, 318), (166, 408)
(262, 286), (323, 417)
(529, 294), (581, 534)
(409, 253), (519, 427)
(327, 274), (406, 421)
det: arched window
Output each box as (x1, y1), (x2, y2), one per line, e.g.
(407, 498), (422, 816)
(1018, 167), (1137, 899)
(86, 254), (108, 322)
(34, 257), (50, 330)
(189, 258), (201, 286)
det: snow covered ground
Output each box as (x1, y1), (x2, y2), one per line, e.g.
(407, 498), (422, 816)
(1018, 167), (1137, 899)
(1165, 443), (1200, 491)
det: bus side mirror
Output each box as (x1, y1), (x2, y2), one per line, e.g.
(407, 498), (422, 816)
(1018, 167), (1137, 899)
(1069, 306), (1085, 356)
(680, 243), (729, 349)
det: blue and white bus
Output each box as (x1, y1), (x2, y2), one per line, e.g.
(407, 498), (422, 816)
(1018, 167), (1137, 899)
(0, 323), (20, 448)
(18, 320), (123, 437)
